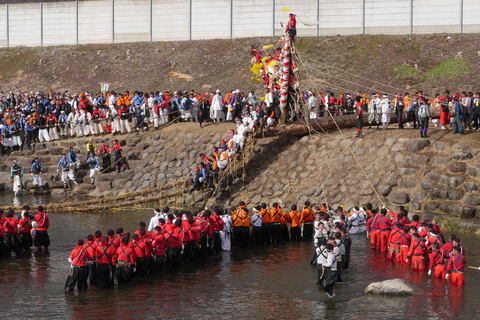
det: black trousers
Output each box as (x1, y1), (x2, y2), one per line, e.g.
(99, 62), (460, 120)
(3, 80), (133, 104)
(135, 256), (148, 276)
(34, 231), (50, 248)
(19, 232), (32, 251)
(213, 231), (222, 252)
(95, 263), (114, 289)
(271, 224), (282, 244)
(115, 263), (132, 284)
(251, 226), (263, 245)
(290, 226), (302, 242)
(65, 266), (88, 292)
(263, 224), (272, 244)
(302, 223), (314, 241)
(322, 268), (337, 295)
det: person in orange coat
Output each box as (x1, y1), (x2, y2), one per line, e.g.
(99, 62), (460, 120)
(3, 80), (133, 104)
(269, 202), (284, 244)
(300, 201), (314, 241)
(428, 242), (446, 279)
(259, 203), (271, 244)
(446, 246), (465, 286)
(407, 233), (427, 271)
(231, 202), (251, 248)
(289, 204), (302, 242)
(65, 239), (94, 292)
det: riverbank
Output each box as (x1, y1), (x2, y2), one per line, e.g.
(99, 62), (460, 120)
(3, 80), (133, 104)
(1, 120), (480, 232)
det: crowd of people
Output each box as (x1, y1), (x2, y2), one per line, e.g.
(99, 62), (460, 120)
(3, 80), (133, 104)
(364, 206), (466, 286)
(9, 139), (129, 194)
(63, 201), (336, 293)
(0, 205), (50, 257)
(311, 204), (467, 297)
(2, 86), (478, 155)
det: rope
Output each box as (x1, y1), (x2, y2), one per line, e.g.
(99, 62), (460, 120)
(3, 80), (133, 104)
(291, 42), (387, 208)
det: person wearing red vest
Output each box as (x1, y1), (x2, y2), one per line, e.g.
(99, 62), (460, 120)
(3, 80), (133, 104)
(95, 236), (116, 289)
(34, 205), (50, 251)
(132, 230), (152, 276)
(285, 13), (297, 41)
(151, 226), (166, 272)
(0, 209), (6, 257)
(428, 242), (446, 279)
(113, 237), (136, 284)
(18, 211), (33, 253)
(355, 96), (364, 137)
(377, 208), (392, 252)
(65, 239), (93, 292)
(196, 211), (214, 258)
(183, 216), (200, 262)
(366, 209), (379, 250)
(164, 219), (184, 268)
(407, 233), (427, 271)
(446, 246), (465, 286)
(397, 226), (412, 264)
(83, 234), (97, 284)
(211, 208), (225, 253)
(387, 222), (402, 260)
(4, 210), (20, 255)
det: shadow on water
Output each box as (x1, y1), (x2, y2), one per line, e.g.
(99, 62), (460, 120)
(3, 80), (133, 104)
(0, 208), (479, 319)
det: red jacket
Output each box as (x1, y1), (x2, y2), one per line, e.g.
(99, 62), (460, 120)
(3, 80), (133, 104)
(407, 238), (426, 257)
(98, 145), (110, 156)
(34, 212), (49, 231)
(164, 226), (184, 248)
(388, 227), (402, 245)
(95, 243), (116, 264)
(398, 232), (411, 246)
(210, 215), (225, 232)
(377, 215), (392, 231)
(4, 217), (19, 236)
(82, 240), (97, 261)
(113, 244), (136, 266)
(366, 215), (379, 232)
(18, 217), (31, 234)
(447, 253), (465, 273)
(152, 233), (166, 256)
(70, 245), (93, 267)
(132, 238), (152, 258)
(429, 249), (446, 270)
(0, 217), (5, 237)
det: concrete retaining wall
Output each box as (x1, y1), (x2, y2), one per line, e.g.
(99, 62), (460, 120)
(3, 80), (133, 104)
(0, 0), (479, 47)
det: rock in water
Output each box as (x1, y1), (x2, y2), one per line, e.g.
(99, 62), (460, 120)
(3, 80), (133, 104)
(364, 279), (416, 295)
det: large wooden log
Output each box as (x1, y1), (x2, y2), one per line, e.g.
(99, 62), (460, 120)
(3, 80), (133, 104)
(266, 108), (442, 136)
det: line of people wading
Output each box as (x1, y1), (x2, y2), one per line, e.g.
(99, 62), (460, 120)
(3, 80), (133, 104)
(312, 204), (467, 298)
(64, 201), (321, 293)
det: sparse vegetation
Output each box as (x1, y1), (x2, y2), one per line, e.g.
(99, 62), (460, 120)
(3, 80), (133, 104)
(394, 64), (418, 78)
(426, 58), (469, 79)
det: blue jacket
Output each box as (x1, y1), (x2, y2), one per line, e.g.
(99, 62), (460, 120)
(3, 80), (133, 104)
(455, 101), (464, 119)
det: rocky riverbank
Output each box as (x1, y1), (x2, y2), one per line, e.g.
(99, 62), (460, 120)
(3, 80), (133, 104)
(1, 122), (479, 232)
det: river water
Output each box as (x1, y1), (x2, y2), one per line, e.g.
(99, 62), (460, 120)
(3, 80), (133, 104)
(1, 193), (480, 319)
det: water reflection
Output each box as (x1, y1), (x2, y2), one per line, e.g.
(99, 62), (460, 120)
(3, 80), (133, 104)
(0, 209), (479, 319)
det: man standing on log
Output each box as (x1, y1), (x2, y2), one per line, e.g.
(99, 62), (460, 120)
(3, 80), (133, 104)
(354, 96), (364, 138)
(285, 13), (297, 42)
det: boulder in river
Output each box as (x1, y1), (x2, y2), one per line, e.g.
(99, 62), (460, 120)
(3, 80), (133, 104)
(364, 279), (416, 295)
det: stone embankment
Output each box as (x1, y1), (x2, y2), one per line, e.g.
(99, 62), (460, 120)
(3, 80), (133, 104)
(1, 124), (479, 232)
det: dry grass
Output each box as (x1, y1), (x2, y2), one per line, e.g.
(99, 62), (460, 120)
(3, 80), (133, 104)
(1, 34), (479, 95)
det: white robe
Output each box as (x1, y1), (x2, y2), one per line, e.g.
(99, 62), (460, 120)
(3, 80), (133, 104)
(220, 215), (232, 251)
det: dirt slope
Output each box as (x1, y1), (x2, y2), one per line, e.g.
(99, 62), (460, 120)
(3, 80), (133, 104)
(0, 34), (478, 95)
